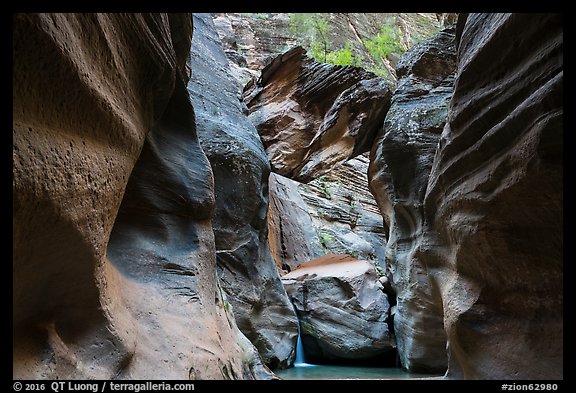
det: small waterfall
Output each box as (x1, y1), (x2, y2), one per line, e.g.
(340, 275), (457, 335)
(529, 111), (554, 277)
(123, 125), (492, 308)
(293, 305), (315, 367)
(295, 326), (306, 366)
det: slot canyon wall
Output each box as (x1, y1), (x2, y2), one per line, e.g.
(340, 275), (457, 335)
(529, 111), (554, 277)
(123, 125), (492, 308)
(425, 13), (563, 379)
(368, 24), (457, 373)
(187, 13), (298, 370)
(243, 45), (391, 183)
(369, 13), (563, 379)
(13, 13), (273, 380)
(13, 12), (562, 381)
(242, 46), (392, 274)
(269, 154), (388, 273)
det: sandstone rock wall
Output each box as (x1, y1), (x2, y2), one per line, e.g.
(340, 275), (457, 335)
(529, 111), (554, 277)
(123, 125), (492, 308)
(368, 25), (457, 373)
(299, 155), (387, 264)
(213, 13), (443, 85)
(13, 13), (272, 380)
(244, 46), (391, 183)
(212, 13), (297, 84)
(268, 173), (325, 272)
(268, 155), (387, 274)
(187, 13), (298, 370)
(425, 13), (563, 379)
(282, 254), (394, 362)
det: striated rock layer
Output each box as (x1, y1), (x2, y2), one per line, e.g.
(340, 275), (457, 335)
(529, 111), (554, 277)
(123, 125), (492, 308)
(282, 254), (395, 362)
(268, 154), (387, 274)
(425, 13), (563, 380)
(213, 13), (444, 85)
(268, 173), (325, 273)
(212, 13), (297, 84)
(299, 154), (387, 267)
(368, 25), (456, 373)
(244, 46), (391, 183)
(13, 13), (272, 379)
(187, 13), (298, 370)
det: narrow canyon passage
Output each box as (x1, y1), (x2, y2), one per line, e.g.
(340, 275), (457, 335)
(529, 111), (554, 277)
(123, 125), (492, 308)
(13, 12), (562, 381)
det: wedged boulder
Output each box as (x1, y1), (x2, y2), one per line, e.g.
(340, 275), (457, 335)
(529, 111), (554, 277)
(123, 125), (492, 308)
(425, 13), (563, 380)
(13, 13), (272, 379)
(187, 13), (298, 370)
(368, 25), (456, 373)
(282, 254), (395, 362)
(244, 46), (392, 182)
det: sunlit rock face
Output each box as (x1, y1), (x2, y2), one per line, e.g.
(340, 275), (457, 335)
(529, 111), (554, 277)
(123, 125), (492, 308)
(213, 13), (445, 85)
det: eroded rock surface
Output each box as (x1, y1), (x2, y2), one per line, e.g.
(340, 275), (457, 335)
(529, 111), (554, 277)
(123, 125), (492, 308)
(244, 46), (391, 183)
(299, 154), (387, 266)
(269, 155), (387, 274)
(268, 173), (325, 272)
(368, 25), (457, 373)
(187, 13), (298, 370)
(213, 13), (444, 85)
(13, 13), (272, 380)
(425, 13), (563, 380)
(282, 254), (394, 362)
(212, 13), (296, 84)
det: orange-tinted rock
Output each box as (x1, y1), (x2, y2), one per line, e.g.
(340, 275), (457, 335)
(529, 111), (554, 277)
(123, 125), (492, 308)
(13, 13), (272, 379)
(268, 173), (325, 272)
(244, 46), (392, 183)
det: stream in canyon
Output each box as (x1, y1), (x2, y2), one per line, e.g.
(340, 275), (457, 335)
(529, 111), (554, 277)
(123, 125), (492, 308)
(12, 13), (563, 380)
(276, 364), (441, 380)
(281, 322), (441, 380)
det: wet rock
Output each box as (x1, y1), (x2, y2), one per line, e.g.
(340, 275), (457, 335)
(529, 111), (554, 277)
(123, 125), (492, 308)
(282, 254), (395, 362)
(368, 25), (457, 373)
(188, 13), (298, 370)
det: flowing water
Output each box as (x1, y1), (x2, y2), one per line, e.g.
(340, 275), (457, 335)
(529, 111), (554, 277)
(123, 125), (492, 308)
(294, 326), (307, 366)
(275, 364), (441, 380)
(286, 314), (440, 380)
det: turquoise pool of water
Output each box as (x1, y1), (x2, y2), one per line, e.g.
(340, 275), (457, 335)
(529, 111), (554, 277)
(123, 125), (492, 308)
(275, 363), (442, 380)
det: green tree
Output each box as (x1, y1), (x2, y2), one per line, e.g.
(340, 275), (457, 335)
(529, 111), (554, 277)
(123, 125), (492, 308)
(364, 24), (407, 65)
(290, 13), (331, 63)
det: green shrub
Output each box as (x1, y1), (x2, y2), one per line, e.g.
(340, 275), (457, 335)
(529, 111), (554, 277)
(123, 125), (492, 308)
(290, 13), (331, 63)
(319, 232), (334, 247)
(371, 262), (385, 277)
(241, 13), (268, 20)
(325, 44), (363, 67)
(316, 176), (332, 199)
(364, 24), (406, 62)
